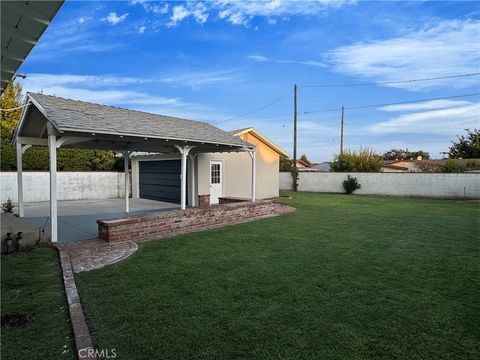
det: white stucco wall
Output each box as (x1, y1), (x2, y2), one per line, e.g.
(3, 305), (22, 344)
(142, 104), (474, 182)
(279, 172), (480, 199)
(0, 171), (125, 203)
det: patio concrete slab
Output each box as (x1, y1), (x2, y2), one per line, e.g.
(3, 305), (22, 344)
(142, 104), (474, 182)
(23, 198), (178, 244)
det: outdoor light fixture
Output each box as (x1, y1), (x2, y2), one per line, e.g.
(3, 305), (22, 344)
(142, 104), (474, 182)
(16, 232), (23, 251)
(5, 233), (13, 254)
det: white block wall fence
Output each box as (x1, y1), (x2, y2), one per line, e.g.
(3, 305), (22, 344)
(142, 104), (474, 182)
(280, 172), (480, 199)
(1, 172), (126, 203)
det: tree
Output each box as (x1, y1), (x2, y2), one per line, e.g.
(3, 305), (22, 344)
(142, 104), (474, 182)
(382, 149), (407, 160)
(405, 150), (430, 160)
(0, 81), (118, 171)
(382, 149), (430, 160)
(300, 154), (310, 165)
(0, 81), (23, 135)
(279, 156), (292, 172)
(449, 129), (480, 159)
(331, 149), (381, 172)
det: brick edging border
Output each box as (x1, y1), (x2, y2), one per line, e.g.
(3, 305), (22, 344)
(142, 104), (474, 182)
(57, 248), (96, 360)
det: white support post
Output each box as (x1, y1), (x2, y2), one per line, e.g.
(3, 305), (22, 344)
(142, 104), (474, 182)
(48, 131), (58, 243)
(250, 150), (256, 201)
(124, 151), (130, 213)
(188, 154), (196, 207)
(16, 142), (24, 217)
(180, 149), (188, 210)
(175, 145), (194, 210)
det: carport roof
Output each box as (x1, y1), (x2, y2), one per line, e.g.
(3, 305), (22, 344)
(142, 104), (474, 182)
(1, 1), (64, 92)
(14, 93), (253, 151)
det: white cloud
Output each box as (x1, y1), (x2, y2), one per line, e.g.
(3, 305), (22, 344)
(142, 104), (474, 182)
(248, 55), (271, 62)
(135, 1), (169, 14)
(138, 25), (146, 34)
(102, 12), (129, 25)
(161, 70), (239, 89)
(213, 0), (355, 26)
(29, 17), (126, 57)
(277, 59), (327, 67)
(78, 17), (86, 24)
(225, 11), (248, 26)
(22, 73), (151, 89)
(371, 102), (480, 135)
(169, 5), (189, 25)
(328, 19), (480, 91)
(379, 99), (474, 112)
(167, 3), (209, 27)
(20, 73), (217, 119)
(139, 0), (354, 27)
(247, 54), (326, 67)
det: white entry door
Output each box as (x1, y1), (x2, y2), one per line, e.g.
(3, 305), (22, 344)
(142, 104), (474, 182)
(209, 161), (223, 204)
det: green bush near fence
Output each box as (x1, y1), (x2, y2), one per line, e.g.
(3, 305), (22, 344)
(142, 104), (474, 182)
(331, 149), (382, 172)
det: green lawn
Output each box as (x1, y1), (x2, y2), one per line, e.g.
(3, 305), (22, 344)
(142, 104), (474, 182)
(76, 192), (480, 359)
(1, 246), (74, 360)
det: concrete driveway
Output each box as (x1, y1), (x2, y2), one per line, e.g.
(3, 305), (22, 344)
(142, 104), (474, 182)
(23, 198), (179, 243)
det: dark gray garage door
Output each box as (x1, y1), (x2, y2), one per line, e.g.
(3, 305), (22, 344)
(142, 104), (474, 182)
(139, 160), (185, 204)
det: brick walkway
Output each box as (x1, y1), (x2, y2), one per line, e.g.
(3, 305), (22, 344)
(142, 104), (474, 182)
(58, 239), (138, 273)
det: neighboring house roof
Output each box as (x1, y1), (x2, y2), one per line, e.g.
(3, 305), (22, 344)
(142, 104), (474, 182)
(294, 159), (311, 167)
(310, 162), (332, 171)
(19, 93), (251, 148)
(381, 164), (409, 171)
(228, 127), (289, 157)
(1, 1), (64, 92)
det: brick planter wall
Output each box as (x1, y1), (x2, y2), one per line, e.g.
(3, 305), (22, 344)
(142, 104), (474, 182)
(98, 200), (283, 243)
(218, 197), (250, 204)
(198, 194), (210, 207)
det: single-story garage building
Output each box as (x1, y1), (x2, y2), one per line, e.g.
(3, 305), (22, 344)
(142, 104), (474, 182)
(12, 92), (287, 242)
(131, 128), (288, 205)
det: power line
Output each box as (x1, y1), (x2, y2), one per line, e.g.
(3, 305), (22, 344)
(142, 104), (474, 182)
(0, 104), (28, 112)
(213, 90), (291, 124)
(301, 72), (480, 88)
(303, 93), (480, 114)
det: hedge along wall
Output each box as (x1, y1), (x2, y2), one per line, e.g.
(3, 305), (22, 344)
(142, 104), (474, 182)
(1, 171), (126, 203)
(279, 172), (480, 199)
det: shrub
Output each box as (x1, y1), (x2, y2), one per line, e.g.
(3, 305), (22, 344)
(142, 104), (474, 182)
(414, 160), (440, 173)
(1, 198), (15, 213)
(465, 161), (480, 171)
(343, 175), (361, 194)
(440, 159), (466, 173)
(331, 149), (381, 172)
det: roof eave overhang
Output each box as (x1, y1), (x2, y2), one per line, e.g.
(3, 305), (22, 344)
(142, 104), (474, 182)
(55, 127), (254, 150)
(1, 1), (64, 93)
(234, 127), (289, 157)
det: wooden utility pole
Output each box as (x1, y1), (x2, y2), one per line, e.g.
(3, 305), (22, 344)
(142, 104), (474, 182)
(340, 106), (344, 154)
(293, 83), (298, 191)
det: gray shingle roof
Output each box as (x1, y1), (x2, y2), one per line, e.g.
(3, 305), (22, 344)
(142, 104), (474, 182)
(28, 93), (251, 147)
(228, 127), (252, 135)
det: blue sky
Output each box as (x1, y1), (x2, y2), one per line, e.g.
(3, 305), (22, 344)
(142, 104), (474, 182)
(18, 0), (480, 161)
